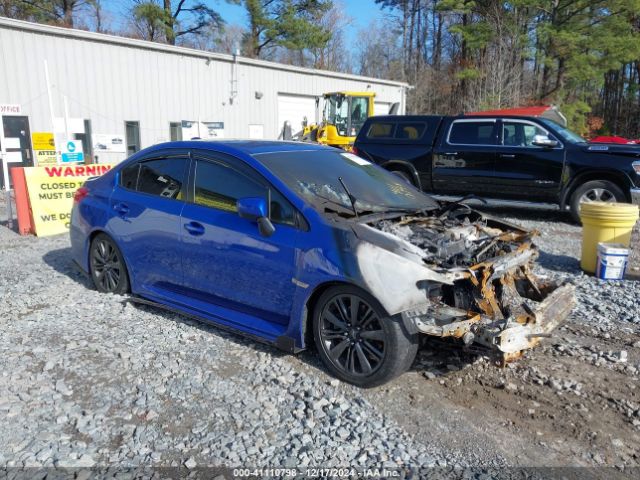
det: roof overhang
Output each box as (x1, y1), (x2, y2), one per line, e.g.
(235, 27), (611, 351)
(0, 16), (410, 89)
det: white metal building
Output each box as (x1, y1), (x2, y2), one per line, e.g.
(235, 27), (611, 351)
(0, 17), (408, 187)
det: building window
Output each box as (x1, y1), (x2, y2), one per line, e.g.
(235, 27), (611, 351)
(125, 121), (141, 155)
(169, 122), (183, 141)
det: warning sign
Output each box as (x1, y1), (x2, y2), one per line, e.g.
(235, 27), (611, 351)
(23, 164), (115, 236)
(32, 132), (56, 151)
(35, 150), (57, 166)
(32, 132), (57, 166)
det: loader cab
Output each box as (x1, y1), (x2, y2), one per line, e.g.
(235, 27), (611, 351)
(317, 91), (375, 149)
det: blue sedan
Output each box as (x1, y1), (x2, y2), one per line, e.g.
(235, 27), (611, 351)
(71, 140), (574, 387)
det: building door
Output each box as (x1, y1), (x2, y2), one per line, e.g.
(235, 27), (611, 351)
(1, 115), (33, 189)
(374, 102), (391, 115)
(74, 119), (93, 164)
(125, 121), (140, 156)
(277, 94), (317, 138)
(169, 122), (183, 141)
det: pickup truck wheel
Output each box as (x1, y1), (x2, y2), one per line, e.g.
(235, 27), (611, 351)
(569, 180), (626, 223)
(391, 170), (414, 185)
(312, 285), (418, 388)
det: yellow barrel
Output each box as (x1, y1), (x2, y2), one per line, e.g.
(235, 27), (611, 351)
(580, 202), (639, 273)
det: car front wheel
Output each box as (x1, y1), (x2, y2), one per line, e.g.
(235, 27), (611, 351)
(312, 285), (418, 388)
(569, 180), (626, 223)
(89, 233), (130, 295)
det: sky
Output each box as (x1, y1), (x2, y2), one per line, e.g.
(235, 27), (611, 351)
(101, 0), (387, 45)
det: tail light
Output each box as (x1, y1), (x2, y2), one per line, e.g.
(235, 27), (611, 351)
(73, 186), (89, 204)
(352, 146), (360, 157)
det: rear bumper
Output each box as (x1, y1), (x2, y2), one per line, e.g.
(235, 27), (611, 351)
(630, 188), (640, 205)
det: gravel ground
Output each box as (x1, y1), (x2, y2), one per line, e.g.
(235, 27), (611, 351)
(1, 195), (639, 477)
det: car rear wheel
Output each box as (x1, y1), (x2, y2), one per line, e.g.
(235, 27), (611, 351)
(90, 233), (130, 294)
(569, 180), (626, 223)
(312, 285), (418, 388)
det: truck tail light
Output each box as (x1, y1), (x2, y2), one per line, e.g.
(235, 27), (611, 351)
(73, 186), (89, 204)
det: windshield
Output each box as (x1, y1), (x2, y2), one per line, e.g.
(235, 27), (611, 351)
(323, 95), (370, 137)
(324, 95), (349, 136)
(539, 119), (586, 144)
(253, 150), (438, 216)
(350, 97), (370, 136)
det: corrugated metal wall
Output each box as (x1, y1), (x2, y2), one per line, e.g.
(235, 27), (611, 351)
(0, 18), (407, 164)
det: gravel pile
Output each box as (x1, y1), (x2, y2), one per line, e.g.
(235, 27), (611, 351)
(0, 197), (481, 471)
(1, 196), (639, 471)
(493, 206), (640, 332)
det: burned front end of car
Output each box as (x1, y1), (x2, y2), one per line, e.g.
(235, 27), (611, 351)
(354, 203), (576, 363)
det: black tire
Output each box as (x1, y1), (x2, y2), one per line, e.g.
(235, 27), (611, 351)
(391, 170), (414, 185)
(89, 233), (130, 295)
(312, 285), (419, 388)
(569, 180), (626, 223)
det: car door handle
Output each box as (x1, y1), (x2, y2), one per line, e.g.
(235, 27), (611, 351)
(442, 152), (458, 156)
(500, 154), (516, 158)
(113, 203), (129, 215)
(184, 221), (205, 236)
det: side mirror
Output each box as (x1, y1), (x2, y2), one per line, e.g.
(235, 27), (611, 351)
(532, 134), (559, 148)
(236, 197), (275, 237)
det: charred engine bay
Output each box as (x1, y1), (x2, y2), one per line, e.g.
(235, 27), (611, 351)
(373, 206), (531, 269)
(372, 206), (555, 323)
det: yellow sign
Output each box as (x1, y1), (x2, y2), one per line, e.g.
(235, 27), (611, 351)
(35, 150), (58, 166)
(24, 164), (115, 236)
(32, 132), (56, 151)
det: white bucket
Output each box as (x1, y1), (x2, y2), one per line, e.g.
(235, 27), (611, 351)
(596, 243), (629, 280)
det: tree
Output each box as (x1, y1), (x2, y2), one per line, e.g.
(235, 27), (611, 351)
(355, 20), (403, 80)
(131, 0), (223, 45)
(238, 0), (333, 58)
(8, 0), (95, 26)
(132, 1), (170, 41)
(306, 1), (353, 71)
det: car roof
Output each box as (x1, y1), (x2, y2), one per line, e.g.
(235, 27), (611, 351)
(365, 115), (445, 122)
(364, 114), (548, 122)
(142, 139), (332, 156)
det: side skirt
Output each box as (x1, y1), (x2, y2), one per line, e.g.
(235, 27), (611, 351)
(126, 296), (302, 354)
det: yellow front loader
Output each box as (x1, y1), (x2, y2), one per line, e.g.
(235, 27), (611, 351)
(301, 91), (376, 150)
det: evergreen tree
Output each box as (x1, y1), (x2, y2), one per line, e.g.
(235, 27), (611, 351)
(238, 0), (333, 58)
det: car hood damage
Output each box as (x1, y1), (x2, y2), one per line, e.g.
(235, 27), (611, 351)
(353, 203), (576, 363)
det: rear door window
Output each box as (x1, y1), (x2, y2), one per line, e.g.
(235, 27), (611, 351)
(395, 123), (426, 140)
(136, 157), (188, 200)
(366, 122), (395, 139)
(448, 120), (496, 145)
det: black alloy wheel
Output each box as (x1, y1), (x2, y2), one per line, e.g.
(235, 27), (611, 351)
(313, 285), (418, 388)
(569, 180), (626, 223)
(320, 293), (386, 376)
(90, 233), (130, 294)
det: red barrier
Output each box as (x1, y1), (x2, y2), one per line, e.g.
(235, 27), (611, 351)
(9, 167), (34, 236)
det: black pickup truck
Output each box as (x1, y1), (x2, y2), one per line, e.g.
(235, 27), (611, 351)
(353, 115), (640, 221)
